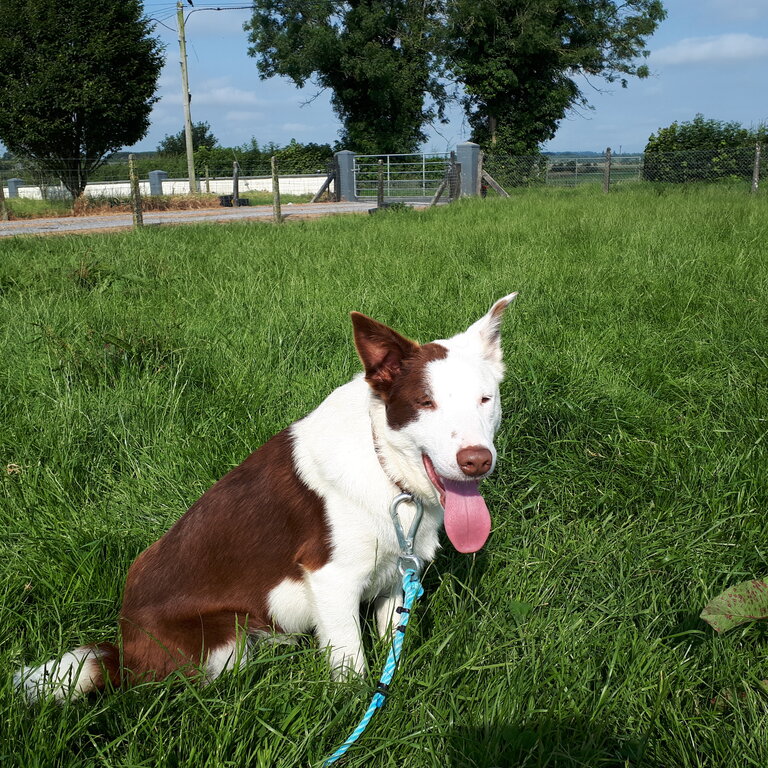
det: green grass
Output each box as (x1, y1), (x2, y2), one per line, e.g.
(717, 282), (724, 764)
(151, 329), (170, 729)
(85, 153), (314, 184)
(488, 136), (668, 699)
(2, 185), (768, 767)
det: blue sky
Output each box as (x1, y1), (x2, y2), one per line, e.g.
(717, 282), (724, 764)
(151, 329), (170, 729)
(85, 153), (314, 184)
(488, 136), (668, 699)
(98, 0), (768, 154)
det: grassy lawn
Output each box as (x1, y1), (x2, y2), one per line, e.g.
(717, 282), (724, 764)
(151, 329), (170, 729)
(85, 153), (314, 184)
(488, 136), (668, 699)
(2, 185), (767, 767)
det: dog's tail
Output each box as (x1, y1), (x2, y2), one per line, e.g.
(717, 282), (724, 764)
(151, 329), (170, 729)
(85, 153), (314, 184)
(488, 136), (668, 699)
(14, 642), (120, 703)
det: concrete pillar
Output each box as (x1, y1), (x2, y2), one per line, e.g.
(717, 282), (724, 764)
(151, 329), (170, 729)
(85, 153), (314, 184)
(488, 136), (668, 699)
(334, 150), (356, 201)
(148, 170), (168, 196)
(456, 142), (481, 197)
(7, 178), (24, 198)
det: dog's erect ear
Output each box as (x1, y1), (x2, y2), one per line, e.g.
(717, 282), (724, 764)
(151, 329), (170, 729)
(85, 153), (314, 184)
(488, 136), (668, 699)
(351, 312), (420, 395)
(464, 293), (518, 367)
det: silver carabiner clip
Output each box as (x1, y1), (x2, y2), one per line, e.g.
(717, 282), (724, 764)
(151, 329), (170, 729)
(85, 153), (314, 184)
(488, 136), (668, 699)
(390, 492), (424, 575)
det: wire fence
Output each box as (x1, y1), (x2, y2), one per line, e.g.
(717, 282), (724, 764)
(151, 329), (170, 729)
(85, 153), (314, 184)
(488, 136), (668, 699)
(483, 146), (765, 192)
(2, 146), (765, 204)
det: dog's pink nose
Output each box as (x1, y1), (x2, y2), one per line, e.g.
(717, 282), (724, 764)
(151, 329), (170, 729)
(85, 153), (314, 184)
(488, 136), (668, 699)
(456, 446), (493, 477)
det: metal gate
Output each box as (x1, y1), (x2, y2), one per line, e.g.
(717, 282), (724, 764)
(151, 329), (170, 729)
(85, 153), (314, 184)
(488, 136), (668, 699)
(353, 153), (452, 201)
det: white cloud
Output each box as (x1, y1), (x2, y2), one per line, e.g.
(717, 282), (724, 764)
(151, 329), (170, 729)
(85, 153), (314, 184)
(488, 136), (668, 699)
(652, 34), (768, 65)
(225, 110), (265, 122)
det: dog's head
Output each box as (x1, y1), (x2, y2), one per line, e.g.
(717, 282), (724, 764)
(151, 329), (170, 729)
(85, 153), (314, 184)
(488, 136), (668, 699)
(352, 294), (517, 553)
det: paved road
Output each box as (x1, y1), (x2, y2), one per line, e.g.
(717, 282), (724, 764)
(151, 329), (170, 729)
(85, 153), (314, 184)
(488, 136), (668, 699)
(0, 201), (378, 238)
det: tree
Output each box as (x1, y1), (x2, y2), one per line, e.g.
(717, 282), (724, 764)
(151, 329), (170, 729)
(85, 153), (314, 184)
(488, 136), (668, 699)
(643, 114), (763, 182)
(157, 122), (220, 155)
(0, 0), (163, 200)
(245, 0), (447, 154)
(275, 139), (334, 173)
(445, 0), (667, 154)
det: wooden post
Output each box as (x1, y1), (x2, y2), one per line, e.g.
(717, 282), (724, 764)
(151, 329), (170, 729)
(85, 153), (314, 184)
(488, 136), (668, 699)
(603, 147), (612, 193)
(377, 159), (384, 207)
(476, 151), (484, 196)
(752, 143), (762, 193)
(271, 155), (282, 224)
(448, 151), (458, 200)
(205, 165), (210, 194)
(128, 153), (143, 228)
(310, 171), (335, 203)
(232, 161), (240, 208)
(0, 175), (8, 221)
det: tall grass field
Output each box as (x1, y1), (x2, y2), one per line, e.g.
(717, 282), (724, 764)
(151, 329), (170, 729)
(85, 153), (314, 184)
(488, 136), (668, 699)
(2, 186), (767, 767)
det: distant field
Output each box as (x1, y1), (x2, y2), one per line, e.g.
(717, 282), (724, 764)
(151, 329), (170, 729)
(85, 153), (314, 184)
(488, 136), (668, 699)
(2, 186), (767, 767)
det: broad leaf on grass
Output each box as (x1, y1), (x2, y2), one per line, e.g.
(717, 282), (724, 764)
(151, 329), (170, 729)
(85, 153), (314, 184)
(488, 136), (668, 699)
(701, 580), (768, 633)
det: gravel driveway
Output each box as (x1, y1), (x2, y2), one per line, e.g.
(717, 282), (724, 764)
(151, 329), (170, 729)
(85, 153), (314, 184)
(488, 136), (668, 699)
(0, 201), (378, 238)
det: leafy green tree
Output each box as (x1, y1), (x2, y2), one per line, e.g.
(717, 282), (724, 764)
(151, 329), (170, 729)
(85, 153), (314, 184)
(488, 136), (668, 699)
(157, 122), (220, 155)
(0, 0), (163, 199)
(445, 0), (667, 154)
(275, 140), (334, 173)
(245, 0), (447, 154)
(643, 114), (763, 182)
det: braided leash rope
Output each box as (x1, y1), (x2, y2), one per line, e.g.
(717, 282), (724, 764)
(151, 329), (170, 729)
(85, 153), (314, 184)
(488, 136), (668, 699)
(322, 567), (424, 766)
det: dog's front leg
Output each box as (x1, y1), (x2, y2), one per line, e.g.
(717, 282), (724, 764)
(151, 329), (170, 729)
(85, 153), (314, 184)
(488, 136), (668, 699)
(374, 585), (404, 640)
(308, 566), (366, 679)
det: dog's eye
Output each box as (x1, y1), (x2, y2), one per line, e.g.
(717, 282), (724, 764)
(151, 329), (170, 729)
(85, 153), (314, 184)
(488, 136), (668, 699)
(418, 398), (435, 409)
(480, 396), (492, 404)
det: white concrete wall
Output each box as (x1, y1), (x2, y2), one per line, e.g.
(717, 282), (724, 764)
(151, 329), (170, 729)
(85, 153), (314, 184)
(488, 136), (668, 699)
(6, 174), (330, 201)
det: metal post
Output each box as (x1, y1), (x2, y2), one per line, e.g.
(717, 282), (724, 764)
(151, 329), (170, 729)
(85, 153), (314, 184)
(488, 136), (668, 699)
(752, 142), (762, 193)
(232, 161), (239, 207)
(128, 154), (143, 228)
(271, 155), (282, 223)
(603, 147), (612, 193)
(422, 154), (426, 197)
(176, 1), (197, 194)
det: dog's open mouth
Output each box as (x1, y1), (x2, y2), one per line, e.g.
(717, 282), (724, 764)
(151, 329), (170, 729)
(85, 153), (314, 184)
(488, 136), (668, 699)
(422, 455), (492, 554)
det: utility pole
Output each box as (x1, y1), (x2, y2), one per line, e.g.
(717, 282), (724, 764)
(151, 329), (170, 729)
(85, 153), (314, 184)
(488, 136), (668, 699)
(176, 0), (197, 194)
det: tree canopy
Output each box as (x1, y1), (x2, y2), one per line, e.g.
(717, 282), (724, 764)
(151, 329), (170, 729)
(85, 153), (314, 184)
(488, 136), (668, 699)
(643, 114), (764, 183)
(245, 0), (447, 154)
(246, 0), (665, 156)
(0, 0), (163, 199)
(446, 0), (667, 154)
(158, 122), (220, 155)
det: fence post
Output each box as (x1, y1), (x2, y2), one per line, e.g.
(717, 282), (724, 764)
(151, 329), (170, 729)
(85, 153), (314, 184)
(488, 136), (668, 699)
(456, 141), (481, 197)
(232, 161), (240, 207)
(128, 154), (143, 229)
(377, 159), (384, 207)
(205, 165), (210, 194)
(603, 147), (612, 193)
(476, 151), (484, 196)
(148, 170), (167, 196)
(447, 151), (459, 200)
(752, 143), (762, 193)
(334, 150), (357, 201)
(0, 175), (8, 221)
(271, 155), (282, 224)
(7, 178), (23, 198)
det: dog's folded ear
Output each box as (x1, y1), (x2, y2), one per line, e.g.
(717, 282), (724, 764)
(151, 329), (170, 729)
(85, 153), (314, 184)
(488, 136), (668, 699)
(351, 312), (420, 395)
(464, 292), (518, 368)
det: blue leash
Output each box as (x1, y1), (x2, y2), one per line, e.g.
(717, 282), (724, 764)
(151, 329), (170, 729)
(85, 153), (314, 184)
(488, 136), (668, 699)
(322, 494), (425, 766)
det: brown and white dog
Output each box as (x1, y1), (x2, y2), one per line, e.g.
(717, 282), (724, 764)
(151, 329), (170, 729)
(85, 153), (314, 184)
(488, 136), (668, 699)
(16, 293), (517, 701)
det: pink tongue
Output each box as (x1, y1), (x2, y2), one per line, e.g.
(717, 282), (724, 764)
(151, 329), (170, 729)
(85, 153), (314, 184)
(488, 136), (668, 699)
(442, 478), (492, 553)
